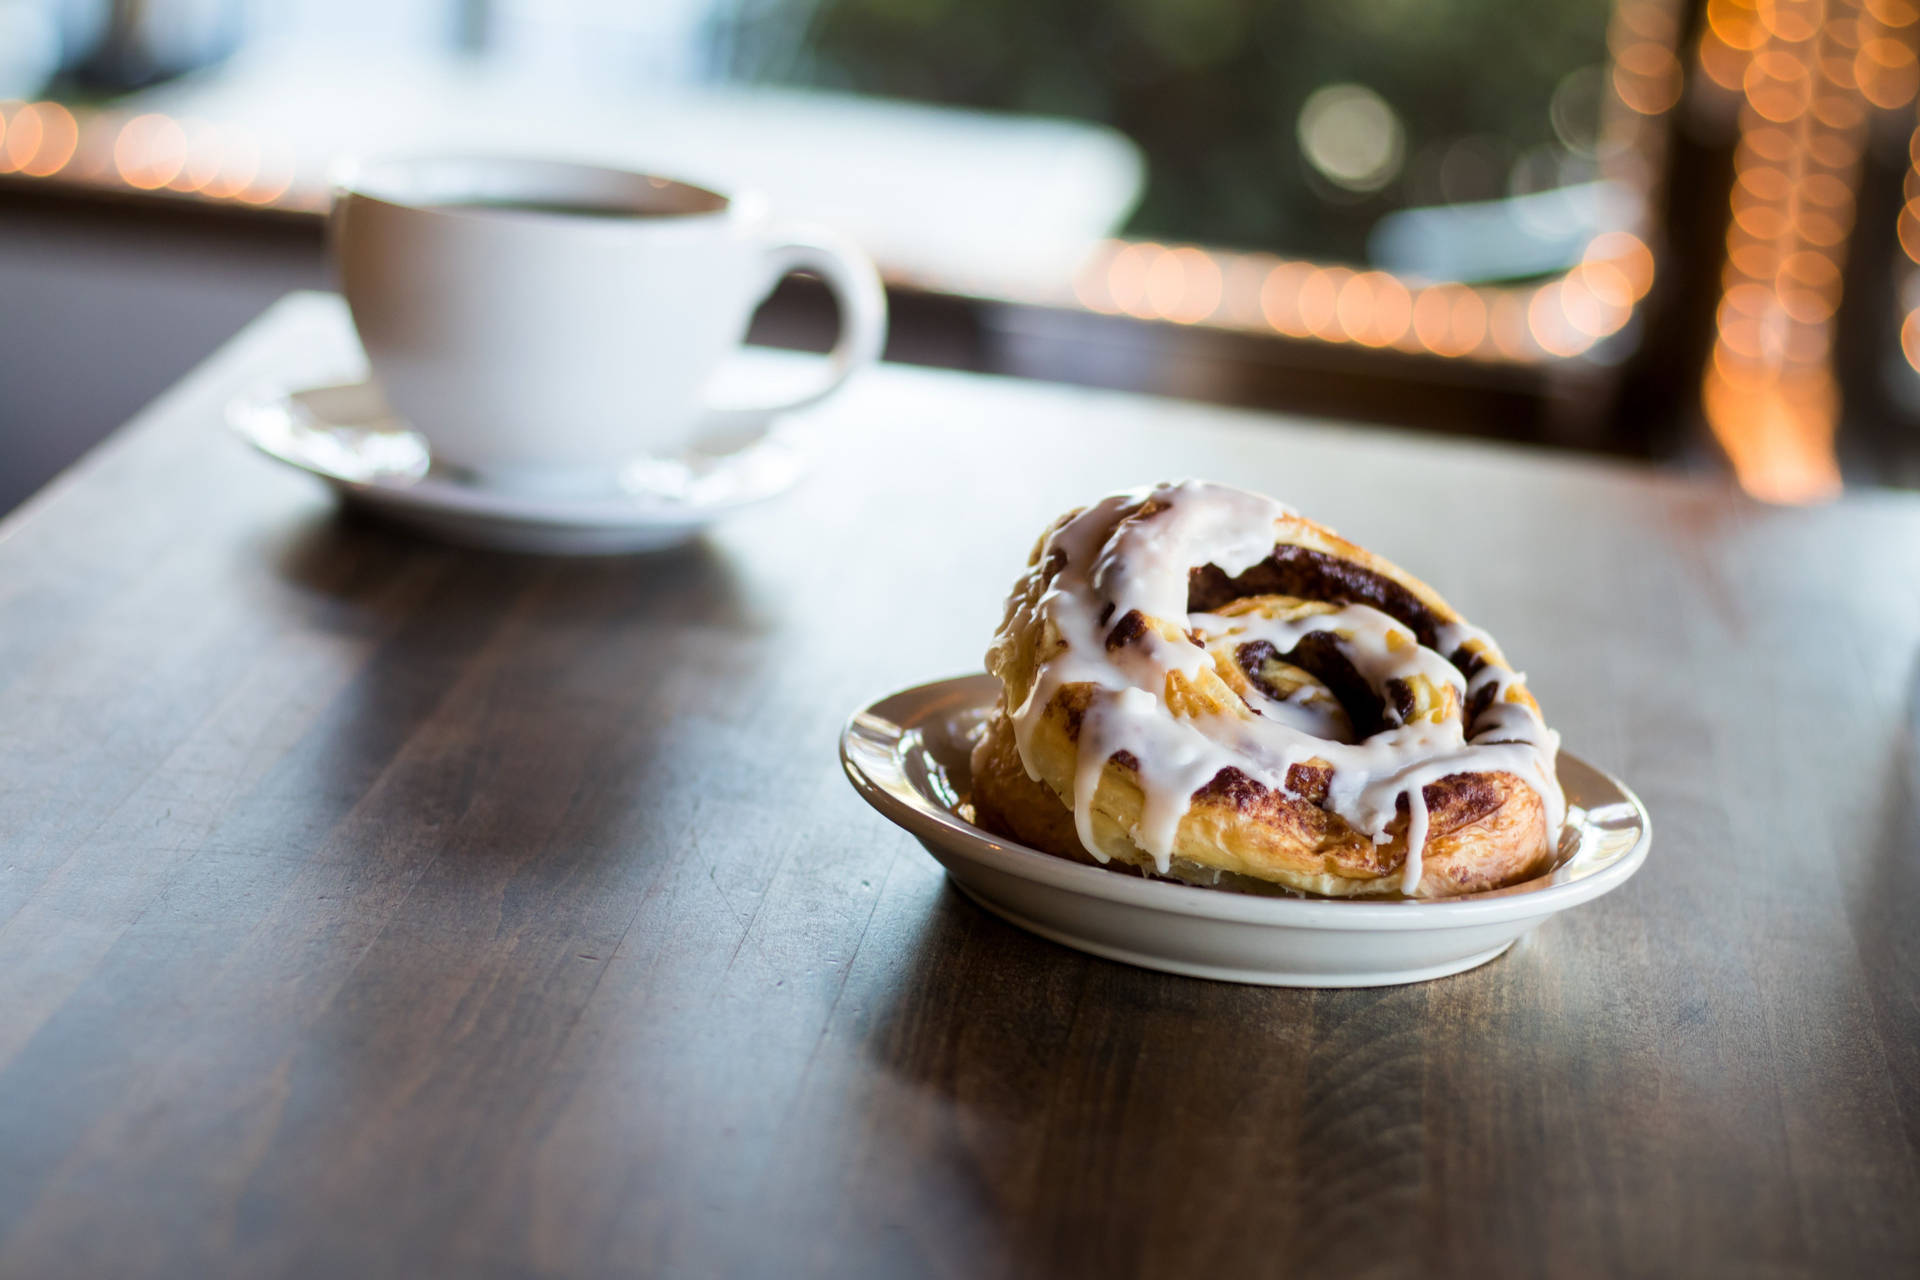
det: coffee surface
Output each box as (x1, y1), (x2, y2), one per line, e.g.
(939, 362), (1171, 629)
(430, 198), (677, 220)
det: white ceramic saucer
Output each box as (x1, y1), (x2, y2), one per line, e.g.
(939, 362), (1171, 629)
(842, 674), (1652, 988)
(227, 381), (806, 554)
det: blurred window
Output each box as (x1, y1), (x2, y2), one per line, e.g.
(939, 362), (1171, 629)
(28, 0), (1617, 281)
(720, 0), (1617, 278)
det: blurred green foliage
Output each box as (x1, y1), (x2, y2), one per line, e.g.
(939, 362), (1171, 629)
(724, 0), (1612, 261)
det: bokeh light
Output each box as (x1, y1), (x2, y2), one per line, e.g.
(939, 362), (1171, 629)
(1615, 40), (1685, 113)
(1259, 261), (1314, 338)
(1489, 292), (1533, 359)
(1692, 0), (1914, 503)
(114, 114), (189, 189)
(1300, 267), (1349, 341)
(1106, 242), (1156, 319)
(0, 102), (77, 177)
(0, 102), (40, 174)
(1148, 246), (1224, 324)
(200, 130), (262, 200)
(1296, 84), (1405, 193)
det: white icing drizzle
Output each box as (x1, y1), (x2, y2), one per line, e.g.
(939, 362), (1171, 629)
(994, 481), (1565, 895)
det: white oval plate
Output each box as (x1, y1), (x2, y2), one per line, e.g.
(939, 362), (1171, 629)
(842, 674), (1651, 987)
(228, 380), (805, 555)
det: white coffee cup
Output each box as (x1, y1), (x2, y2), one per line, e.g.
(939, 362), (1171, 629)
(330, 155), (887, 493)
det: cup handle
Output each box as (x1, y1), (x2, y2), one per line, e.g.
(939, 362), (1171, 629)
(711, 227), (888, 416)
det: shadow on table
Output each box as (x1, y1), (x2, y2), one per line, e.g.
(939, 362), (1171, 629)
(1850, 646), (1920, 1100)
(827, 877), (1463, 1276)
(261, 504), (761, 628)
(216, 505), (764, 866)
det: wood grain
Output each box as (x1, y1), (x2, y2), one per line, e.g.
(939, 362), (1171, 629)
(0, 293), (1914, 1278)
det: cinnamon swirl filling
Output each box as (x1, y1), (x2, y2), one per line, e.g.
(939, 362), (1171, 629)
(974, 480), (1564, 898)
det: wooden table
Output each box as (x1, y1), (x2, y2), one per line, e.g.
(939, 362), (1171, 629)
(1, 294), (1915, 1278)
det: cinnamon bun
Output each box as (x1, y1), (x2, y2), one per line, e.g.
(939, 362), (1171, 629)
(970, 481), (1564, 899)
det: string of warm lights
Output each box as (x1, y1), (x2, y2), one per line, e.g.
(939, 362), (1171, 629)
(1697, 0), (1917, 503)
(1069, 232), (1656, 365)
(0, 100), (311, 208)
(1899, 83), (1920, 372)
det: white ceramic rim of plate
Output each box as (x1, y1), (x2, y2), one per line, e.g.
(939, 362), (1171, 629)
(226, 379), (804, 526)
(842, 673), (1651, 931)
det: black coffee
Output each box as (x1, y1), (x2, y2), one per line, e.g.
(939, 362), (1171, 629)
(434, 199), (672, 220)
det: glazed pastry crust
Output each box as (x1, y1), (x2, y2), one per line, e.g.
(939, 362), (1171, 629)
(974, 496), (1557, 899)
(971, 707), (1549, 897)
